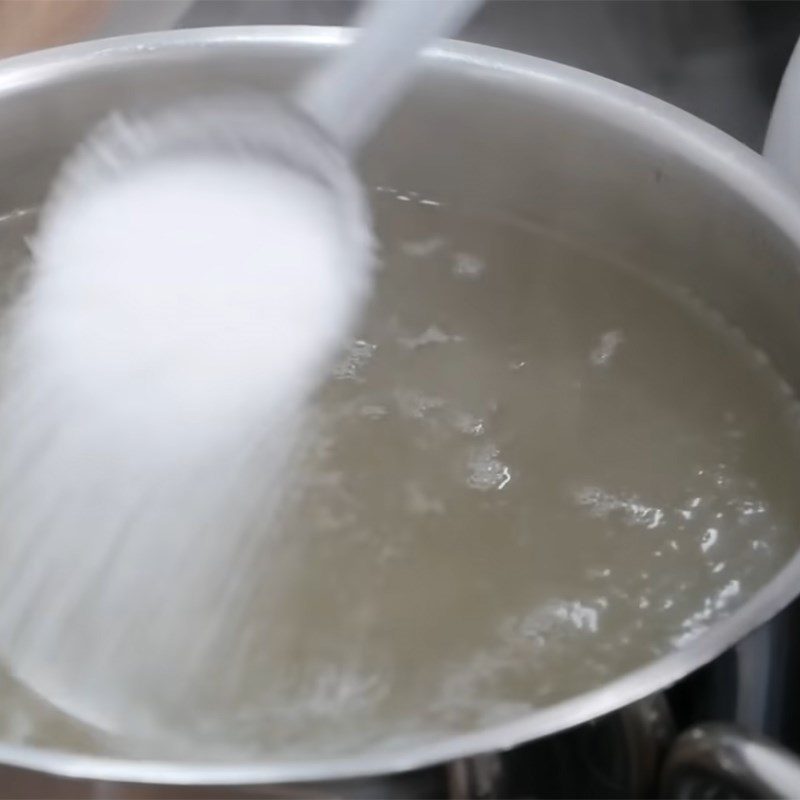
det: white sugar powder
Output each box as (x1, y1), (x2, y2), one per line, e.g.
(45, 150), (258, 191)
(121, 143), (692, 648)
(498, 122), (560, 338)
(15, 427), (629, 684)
(25, 157), (372, 460)
(0, 155), (373, 736)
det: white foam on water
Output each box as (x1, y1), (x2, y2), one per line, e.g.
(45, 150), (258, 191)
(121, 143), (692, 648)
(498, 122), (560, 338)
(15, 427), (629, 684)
(452, 251), (484, 279)
(333, 339), (377, 381)
(467, 443), (512, 491)
(672, 579), (742, 647)
(400, 236), (444, 258)
(589, 329), (625, 367)
(573, 486), (665, 530)
(398, 325), (463, 349)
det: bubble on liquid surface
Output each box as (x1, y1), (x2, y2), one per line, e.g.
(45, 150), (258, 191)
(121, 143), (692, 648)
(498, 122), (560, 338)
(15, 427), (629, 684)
(333, 339), (376, 381)
(467, 443), (512, 491)
(398, 326), (463, 350)
(590, 329), (624, 367)
(401, 236), (444, 258)
(453, 252), (485, 279)
(573, 486), (665, 530)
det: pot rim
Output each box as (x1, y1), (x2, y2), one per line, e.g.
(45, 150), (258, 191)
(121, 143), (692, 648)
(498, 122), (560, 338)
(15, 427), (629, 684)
(1, 24), (800, 787)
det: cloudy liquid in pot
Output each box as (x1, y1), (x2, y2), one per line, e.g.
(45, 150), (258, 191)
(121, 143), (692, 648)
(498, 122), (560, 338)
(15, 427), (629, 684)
(0, 189), (800, 760)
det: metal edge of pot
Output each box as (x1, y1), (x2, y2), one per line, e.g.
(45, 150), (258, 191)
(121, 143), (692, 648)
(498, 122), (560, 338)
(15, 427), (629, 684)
(0, 24), (799, 788)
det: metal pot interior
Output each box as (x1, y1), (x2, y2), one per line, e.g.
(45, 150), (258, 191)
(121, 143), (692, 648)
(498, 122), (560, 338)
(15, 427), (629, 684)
(0, 28), (800, 784)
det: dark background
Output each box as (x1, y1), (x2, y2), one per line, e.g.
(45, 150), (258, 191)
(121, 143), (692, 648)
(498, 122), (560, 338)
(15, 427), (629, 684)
(178, 0), (800, 150)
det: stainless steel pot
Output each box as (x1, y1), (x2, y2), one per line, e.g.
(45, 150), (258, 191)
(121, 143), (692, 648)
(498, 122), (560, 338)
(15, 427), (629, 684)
(2, 26), (800, 791)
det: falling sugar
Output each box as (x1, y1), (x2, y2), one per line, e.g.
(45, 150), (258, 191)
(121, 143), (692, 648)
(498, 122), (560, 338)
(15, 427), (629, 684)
(0, 155), (373, 736)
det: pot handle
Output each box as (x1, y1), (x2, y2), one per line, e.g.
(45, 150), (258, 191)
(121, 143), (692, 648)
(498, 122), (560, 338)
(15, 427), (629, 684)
(764, 38), (800, 181)
(659, 723), (800, 799)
